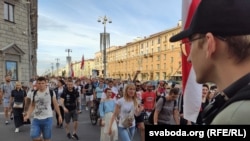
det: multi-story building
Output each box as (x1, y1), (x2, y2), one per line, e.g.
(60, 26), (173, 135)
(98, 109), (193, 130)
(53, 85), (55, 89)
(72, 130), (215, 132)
(0, 0), (37, 84)
(95, 23), (182, 82)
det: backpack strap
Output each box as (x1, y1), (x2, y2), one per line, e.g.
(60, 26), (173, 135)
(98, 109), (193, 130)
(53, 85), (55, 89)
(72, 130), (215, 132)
(49, 89), (54, 97)
(33, 90), (38, 102)
(159, 96), (166, 113)
(33, 89), (54, 101)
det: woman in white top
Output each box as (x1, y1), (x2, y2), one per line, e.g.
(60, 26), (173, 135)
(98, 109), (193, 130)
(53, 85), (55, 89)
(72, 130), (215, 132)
(108, 83), (143, 141)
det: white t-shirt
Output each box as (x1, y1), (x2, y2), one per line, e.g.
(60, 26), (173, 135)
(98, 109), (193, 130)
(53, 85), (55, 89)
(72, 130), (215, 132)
(31, 89), (55, 119)
(116, 98), (136, 128)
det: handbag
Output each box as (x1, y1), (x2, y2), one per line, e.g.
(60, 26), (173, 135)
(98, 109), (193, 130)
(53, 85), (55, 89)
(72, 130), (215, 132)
(122, 108), (134, 128)
(13, 102), (23, 108)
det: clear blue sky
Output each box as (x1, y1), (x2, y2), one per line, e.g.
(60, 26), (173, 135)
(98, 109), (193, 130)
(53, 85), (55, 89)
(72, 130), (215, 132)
(37, 0), (182, 75)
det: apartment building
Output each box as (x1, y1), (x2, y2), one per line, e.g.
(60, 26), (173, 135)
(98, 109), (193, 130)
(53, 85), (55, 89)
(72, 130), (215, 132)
(95, 24), (182, 82)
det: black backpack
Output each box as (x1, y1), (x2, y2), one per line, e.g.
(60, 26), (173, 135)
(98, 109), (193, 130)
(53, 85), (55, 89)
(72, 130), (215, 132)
(33, 89), (55, 110)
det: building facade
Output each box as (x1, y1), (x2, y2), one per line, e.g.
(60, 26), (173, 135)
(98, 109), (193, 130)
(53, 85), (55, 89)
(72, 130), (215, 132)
(0, 0), (38, 84)
(95, 24), (182, 81)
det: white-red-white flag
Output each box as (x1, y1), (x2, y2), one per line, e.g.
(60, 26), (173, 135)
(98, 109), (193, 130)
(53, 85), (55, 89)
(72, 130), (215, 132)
(182, 0), (202, 122)
(70, 63), (74, 77)
(80, 54), (84, 70)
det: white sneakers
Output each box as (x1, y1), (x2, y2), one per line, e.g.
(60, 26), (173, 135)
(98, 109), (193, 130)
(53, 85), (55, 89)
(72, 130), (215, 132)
(85, 107), (88, 111)
(15, 128), (19, 133)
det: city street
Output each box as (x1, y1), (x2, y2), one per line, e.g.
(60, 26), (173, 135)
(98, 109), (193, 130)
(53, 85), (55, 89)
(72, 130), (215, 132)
(0, 105), (140, 141)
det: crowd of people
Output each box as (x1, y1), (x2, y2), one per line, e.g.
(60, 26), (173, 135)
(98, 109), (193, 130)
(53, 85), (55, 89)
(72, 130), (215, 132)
(0, 73), (220, 141)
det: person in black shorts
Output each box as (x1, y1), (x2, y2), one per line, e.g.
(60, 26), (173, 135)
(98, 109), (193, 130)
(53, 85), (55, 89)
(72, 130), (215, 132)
(61, 79), (80, 140)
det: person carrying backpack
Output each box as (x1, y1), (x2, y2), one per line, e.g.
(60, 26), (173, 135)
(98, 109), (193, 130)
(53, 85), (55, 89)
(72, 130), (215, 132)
(60, 78), (80, 140)
(23, 76), (62, 141)
(153, 88), (180, 125)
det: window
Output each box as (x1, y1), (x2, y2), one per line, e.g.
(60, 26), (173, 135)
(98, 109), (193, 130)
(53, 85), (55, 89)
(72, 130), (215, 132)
(141, 44), (143, 49)
(164, 63), (166, 69)
(171, 45), (174, 50)
(157, 64), (160, 69)
(171, 57), (174, 63)
(163, 72), (167, 80)
(165, 35), (167, 41)
(164, 54), (166, 60)
(157, 55), (160, 61)
(156, 72), (160, 80)
(4, 3), (14, 22)
(157, 46), (161, 52)
(158, 37), (161, 44)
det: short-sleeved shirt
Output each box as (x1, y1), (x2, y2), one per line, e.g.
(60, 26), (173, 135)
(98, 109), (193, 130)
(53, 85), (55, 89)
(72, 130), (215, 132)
(32, 89), (55, 119)
(84, 83), (95, 96)
(142, 91), (156, 110)
(11, 89), (27, 102)
(116, 98), (135, 128)
(155, 98), (177, 125)
(1, 82), (15, 98)
(60, 89), (79, 111)
(95, 86), (104, 99)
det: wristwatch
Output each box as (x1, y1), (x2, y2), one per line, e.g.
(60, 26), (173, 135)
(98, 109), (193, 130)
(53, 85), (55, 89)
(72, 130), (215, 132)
(154, 123), (158, 125)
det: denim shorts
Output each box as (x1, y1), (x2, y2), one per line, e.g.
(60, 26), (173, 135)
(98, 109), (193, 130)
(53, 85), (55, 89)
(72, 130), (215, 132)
(3, 98), (10, 108)
(30, 117), (53, 140)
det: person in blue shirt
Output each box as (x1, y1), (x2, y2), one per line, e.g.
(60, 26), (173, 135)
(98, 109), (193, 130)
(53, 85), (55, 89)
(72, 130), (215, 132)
(99, 88), (118, 141)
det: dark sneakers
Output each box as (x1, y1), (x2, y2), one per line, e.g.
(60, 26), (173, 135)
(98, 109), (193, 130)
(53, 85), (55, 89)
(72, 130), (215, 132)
(67, 133), (72, 139)
(72, 133), (79, 140)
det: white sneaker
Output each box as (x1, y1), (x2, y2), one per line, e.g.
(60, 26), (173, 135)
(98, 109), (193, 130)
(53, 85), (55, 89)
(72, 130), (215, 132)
(5, 120), (9, 125)
(15, 128), (19, 133)
(85, 107), (88, 111)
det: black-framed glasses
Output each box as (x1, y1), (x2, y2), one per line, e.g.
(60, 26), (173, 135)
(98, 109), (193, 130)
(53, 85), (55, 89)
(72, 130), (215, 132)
(180, 35), (226, 56)
(180, 36), (205, 56)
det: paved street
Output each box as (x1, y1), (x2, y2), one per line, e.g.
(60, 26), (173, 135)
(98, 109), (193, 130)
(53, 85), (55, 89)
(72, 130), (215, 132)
(0, 105), (140, 141)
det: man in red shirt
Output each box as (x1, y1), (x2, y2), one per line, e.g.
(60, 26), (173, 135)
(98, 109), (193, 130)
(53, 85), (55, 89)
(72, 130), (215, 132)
(142, 82), (157, 116)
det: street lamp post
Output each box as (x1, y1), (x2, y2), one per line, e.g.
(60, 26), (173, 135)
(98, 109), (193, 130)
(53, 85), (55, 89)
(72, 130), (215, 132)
(55, 58), (60, 76)
(98, 15), (112, 79)
(65, 49), (72, 77)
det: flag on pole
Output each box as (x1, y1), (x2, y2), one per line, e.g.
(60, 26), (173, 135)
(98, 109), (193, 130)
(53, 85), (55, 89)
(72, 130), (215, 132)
(70, 63), (74, 77)
(181, 0), (202, 122)
(80, 54), (84, 70)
